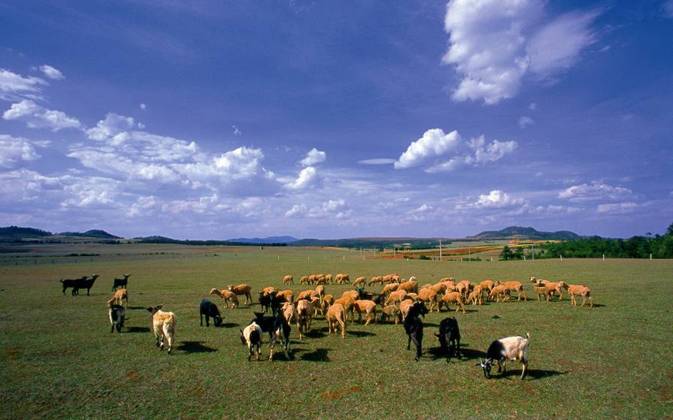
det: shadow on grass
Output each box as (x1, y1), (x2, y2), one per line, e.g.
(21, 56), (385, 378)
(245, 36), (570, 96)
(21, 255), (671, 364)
(299, 348), (330, 362)
(498, 369), (568, 380)
(218, 322), (239, 328)
(304, 329), (327, 339)
(347, 330), (376, 337)
(427, 345), (485, 362)
(125, 326), (150, 333)
(127, 306), (147, 310)
(176, 341), (217, 354)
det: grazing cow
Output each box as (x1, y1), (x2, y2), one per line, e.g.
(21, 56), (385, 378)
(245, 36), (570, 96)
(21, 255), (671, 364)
(146, 305), (177, 354)
(112, 274), (130, 291)
(326, 303), (346, 338)
(258, 291), (277, 314)
(228, 284), (253, 305)
(435, 317), (461, 360)
(240, 322), (262, 361)
(199, 299), (222, 327)
(73, 274), (99, 296)
(282, 275), (293, 285)
(403, 301), (428, 361)
(108, 302), (125, 333)
(251, 312), (292, 360)
(480, 333), (530, 379)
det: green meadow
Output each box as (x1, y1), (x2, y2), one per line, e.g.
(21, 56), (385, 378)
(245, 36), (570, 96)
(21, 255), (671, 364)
(1, 244), (672, 418)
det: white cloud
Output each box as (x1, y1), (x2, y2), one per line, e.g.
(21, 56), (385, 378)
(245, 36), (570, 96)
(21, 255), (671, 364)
(467, 136), (518, 164)
(529, 102), (537, 111)
(285, 199), (350, 219)
(285, 166), (319, 190)
(232, 124), (242, 136)
(518, 116), (535, 128)
(526, 11), (600, 76)
(0, 169), (63, 202)
(597, 202), (638, 215)
(212, 147), (264, 179)
(358, 158), (395, 165)
(39, 65), (65, 80)
(140, 103), (147, 110)
(394, 128), (460, 169)
(443, 0), (600, 104)
(559, 182), (632, 202)
(0, 68), (46, 100)
(86, 113), (135, 141)
(300, 148), (326, 166)
(426, 135), (517, 173)
(474, 190), (525, 209)
(61, 176), (120, 208)
(0, 134), (42, 167)
(3, 100), (81, 131)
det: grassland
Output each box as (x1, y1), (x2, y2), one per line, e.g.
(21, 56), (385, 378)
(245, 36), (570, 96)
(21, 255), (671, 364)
(1, 244), (672, 418)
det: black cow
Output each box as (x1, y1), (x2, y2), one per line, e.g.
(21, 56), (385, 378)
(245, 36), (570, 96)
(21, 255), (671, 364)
(73, 274), (98, 296)
(199, 299), (222, 327)
(403, 301), (428, 361)
(60, 276), (86, 295)
(112, 274), (130, 291)
(435, 317), (461, 361)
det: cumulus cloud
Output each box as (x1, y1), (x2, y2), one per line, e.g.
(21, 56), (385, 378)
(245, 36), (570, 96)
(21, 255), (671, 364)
(140, 103), (147, 110)
(559, 182), (632, 202)
(394, 129), (460, 169)
(285, 199), (350, 219)
(300, 148), (326, 166)
(0, 68), (46, 100)
(39, 65), (65, 80)
(443, 0), (600, 104)
(285, 166), (319, 190)
(3, 100), (81, 131)
(212, 147), (265, 179)
(474, 190), (525, 209)
(426, 134), (517, 173)
(0, 134), (43, 167)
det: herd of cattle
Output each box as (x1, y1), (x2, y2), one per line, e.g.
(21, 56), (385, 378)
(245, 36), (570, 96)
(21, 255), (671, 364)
(59, 271), (594, 379)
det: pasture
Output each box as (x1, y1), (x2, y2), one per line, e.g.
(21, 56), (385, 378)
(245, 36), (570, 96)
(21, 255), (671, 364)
(1, 244), (672, 418)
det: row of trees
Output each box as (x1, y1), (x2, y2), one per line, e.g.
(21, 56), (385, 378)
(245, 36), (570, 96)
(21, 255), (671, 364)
(500, 223), (673, 259)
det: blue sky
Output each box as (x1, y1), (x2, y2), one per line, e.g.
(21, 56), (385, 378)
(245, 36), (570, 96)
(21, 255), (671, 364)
(1, 0), (672, 239)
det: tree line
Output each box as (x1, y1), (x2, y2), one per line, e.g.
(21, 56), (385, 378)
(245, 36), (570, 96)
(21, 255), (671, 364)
(500, 223), (673, 260)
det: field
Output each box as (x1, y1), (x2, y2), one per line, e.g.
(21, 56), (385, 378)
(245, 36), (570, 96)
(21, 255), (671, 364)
(1, 244), (672, 418)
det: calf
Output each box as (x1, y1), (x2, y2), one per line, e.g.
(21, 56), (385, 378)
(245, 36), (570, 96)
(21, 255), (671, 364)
(108, 302), (125, 333)
(403, 301), (428, 361)
(199, 299), (222, 327)
(240, 322), (262, 361)
(435, 317), (461, 360)
(480, 333), (530, 379)
(73, 274), (99, 296)
(112, 274), (130, 291)
(146, 305), (177, 354)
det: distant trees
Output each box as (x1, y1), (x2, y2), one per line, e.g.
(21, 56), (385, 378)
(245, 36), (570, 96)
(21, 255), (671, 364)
(500, 245), (524, 260)
(538, 223), (673, 259)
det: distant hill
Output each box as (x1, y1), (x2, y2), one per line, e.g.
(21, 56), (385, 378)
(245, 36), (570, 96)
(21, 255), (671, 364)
(0, 226), (121, 243)
(291, 237), (454, 249)
(227, 236), (298, 244)
(58, 229), (120, 239)
(0, 226), (52, 240)
(470, 226), (580, 240)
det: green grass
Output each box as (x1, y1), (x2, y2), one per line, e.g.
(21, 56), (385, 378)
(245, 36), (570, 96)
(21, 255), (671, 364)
(1, 244), (672, 418)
